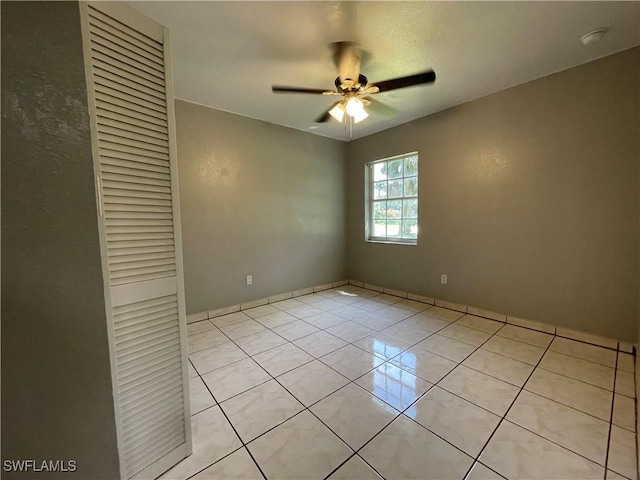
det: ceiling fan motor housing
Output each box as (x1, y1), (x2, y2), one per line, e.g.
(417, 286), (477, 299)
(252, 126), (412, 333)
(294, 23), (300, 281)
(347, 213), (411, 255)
(335, 74), (368, 93)
(338, 43), (362, 88)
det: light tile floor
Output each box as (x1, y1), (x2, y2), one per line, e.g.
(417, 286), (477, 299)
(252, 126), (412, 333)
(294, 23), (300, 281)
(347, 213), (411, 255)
(164, 285), (638, 480)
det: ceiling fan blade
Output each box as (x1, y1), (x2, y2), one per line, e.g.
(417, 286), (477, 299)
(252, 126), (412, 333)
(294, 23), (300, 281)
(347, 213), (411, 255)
(369, 70), (436, 93)
(365, 97), (399, 119)
(272, 86), (333, 95)
(315, 101), (342, 123)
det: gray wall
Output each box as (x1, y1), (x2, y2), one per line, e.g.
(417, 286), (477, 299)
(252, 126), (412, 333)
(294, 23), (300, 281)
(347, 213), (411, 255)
(346, 47), (640, 342)
(1, 2), (120, 478)
(175, 100), (347, 313)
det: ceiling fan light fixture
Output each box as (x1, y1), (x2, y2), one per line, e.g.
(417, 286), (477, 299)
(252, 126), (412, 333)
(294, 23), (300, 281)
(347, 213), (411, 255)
(329, 102), (346, 122)
(351, 107), (369, 124)
(345, 97), (365, 117)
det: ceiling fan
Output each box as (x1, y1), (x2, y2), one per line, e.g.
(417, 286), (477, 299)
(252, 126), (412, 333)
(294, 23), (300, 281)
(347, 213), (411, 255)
(272, 42), (436, 124)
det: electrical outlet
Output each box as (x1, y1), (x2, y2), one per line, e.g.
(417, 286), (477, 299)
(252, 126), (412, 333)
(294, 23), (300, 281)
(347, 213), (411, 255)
(246, 275), (253, 285)
(441, 274), (448, 284)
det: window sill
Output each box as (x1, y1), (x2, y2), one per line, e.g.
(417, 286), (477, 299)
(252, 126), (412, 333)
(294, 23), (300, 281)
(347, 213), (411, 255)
(365, 239), (417, 246)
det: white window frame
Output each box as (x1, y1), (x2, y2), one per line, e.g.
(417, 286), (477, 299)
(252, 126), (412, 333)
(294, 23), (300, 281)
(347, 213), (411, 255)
(365, 152), (419, 245)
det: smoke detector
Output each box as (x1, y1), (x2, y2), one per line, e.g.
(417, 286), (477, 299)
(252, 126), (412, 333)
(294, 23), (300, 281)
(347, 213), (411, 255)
(581, 28), (608, 45)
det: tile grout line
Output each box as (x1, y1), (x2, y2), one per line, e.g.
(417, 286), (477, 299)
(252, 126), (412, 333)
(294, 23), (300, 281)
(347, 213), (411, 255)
(187, 286), (634, 479)
(450, 335), (632, 476)
(207, 299), (440, 382)
(195, 295), (514, 465)
(318, 314), (514, 476)
(267, 371), (390, 480)
(460, 335), (556, 479)
(204, 296), (460, 478)
(205, 327), (392, 479)
(196, 292), (382, 476)
(193, 296), (621, 418)
(200, 283), (628, 353)
(442, 328), (628, 473)
(383, 322), (519, 450)
(349, 282), (630, 352)
(321, 453), (376, 480)
(604, 350), (620, 478)
(195, 305), (626, 412)
(206, 299), (534, 371)
(636, 349), (639, 480)
(189, 335), (269, 480)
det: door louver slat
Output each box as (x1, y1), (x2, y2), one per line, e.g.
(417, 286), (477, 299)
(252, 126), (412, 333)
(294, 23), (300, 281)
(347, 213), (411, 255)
(114, 301), (177, 325)
(121, 393), (183, 429)
(106, 213), (173, 222)
(107, 245), (175, 258)
(95, 91), (167, 123)
(108, 238), (174, 249)
(88, 19), (164, 62)
(91, 49), (165, 89)
(98, 115), (168, 141)
(122, 405), (183, 447)
(125, 431), (184, 478)
(103, 188), (171, 202)
(115, 316), (178, 342)
(89, 31), (164, 75)
(98, 125), (169, 149)
(99, 131), (170, 155)
(94, 82), (167, 115)
(102, 154), (170, 172)
(119, 361), (181, 400)
(103, 181), (171, 196)
(98, 106), (167, 136)
(120, 338), (180, 372)
(88, 8), (164, 52)
(106, 201), (172, 210)
(89, 41), (165, 81)
(92, 59), (166, 94)
(117, 331), (179, 360)
(99, 139), (169, 161)
(93, 67), (166, 102)
(118, 352), (181, 392)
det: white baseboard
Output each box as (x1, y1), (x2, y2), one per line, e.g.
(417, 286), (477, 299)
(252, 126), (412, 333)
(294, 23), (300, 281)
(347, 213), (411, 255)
(188, 277), (631, 352)
(186, 280), (349, 323)
(346, 279), (630, 351)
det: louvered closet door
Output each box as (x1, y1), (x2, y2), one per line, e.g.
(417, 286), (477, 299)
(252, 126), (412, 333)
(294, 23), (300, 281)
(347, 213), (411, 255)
(81, 3), (191, 479)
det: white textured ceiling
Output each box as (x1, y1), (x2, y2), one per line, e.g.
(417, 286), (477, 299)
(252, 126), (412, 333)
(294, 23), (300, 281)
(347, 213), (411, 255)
(128, 1), (640, 141)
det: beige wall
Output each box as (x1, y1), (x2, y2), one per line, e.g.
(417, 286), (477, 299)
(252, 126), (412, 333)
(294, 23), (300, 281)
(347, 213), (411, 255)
(1, 2), (120, 477)
(346, 47), (640, 342)
(175, 100), (347, 313)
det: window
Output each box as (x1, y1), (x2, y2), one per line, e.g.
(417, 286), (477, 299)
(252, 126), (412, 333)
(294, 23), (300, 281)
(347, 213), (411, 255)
(366, 152), (418, 244)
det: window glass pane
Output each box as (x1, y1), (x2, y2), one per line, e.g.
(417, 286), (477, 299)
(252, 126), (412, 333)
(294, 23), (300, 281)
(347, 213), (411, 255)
(387, 200), (401, 219)
(404, 177), (418, 197)
(373, 162), (387, 181)
(373, 222), (386, 237)
(403, 199), (418, 219)
(388, 179), (403, 198)
(387, 159), (403, 179)
(387, 220), (401, 237)
(373, 201), (387, 219)
(367, 153), (418, 243)
(402, 220), (418, 239)
(404, 156), (418, 176)
(373, 181), (387, 199)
